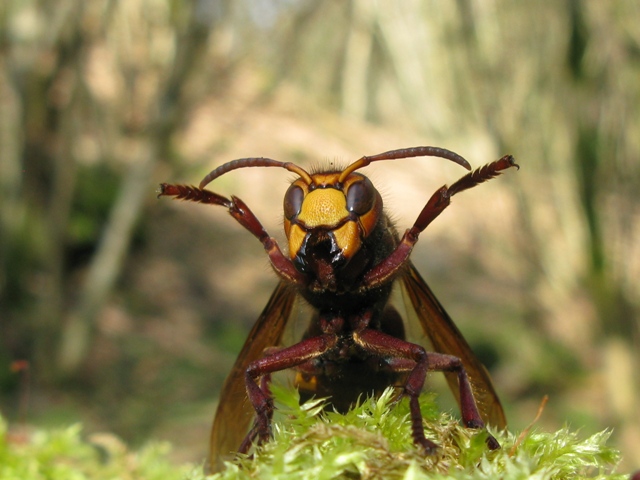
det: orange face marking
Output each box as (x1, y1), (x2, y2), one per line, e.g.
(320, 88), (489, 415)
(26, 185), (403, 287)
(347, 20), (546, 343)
(287, 223), (306, 260)
(283, 172), (383, 262)
(298, 188), (348, 228)
(330, 221), (361, 260)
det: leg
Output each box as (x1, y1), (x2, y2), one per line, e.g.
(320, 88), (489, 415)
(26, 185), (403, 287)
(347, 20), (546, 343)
(363, 155), (517, 288)
(354, 328), (437, 453)
(425, 351), (500, 450)
(241, 333), (338, 452)
(237, 372), (273, 454)
(355, 328), (500, 452)
(158, 185), (305, 285)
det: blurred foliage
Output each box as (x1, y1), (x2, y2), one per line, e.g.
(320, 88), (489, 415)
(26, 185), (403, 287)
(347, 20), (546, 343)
(0, 414), (188, 479)
(0, 0), (638, 472)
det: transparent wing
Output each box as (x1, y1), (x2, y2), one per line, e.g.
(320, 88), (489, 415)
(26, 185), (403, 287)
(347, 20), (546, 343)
(208, 281), (297, 472)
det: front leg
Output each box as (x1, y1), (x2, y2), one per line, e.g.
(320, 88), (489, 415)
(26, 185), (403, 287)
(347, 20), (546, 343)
(361, 155), (517, 289)
(227, 195), (305, 285)
(158, 184), (306, 285)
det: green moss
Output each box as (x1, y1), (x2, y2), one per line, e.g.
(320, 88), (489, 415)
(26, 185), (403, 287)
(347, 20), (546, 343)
(204, 385), (624, 480)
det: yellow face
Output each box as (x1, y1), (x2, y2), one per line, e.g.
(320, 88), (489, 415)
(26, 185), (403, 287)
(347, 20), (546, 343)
(283, 172), (382, 266)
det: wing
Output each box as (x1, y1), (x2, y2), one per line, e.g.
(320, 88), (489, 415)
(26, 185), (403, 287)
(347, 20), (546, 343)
(400, 262), (506, 429)
(208, 280), (297, 472)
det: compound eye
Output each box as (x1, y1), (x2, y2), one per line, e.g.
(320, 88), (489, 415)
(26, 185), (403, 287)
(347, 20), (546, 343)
(284, 184), (304, 220)
(346, 177), (375, 216)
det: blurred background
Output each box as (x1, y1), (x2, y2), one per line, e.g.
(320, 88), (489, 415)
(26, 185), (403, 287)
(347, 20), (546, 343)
(1, 0), (639, 472)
